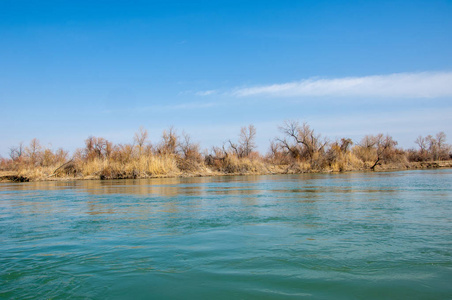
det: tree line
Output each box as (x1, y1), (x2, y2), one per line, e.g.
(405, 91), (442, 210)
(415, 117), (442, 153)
(1, 122), (451, 180)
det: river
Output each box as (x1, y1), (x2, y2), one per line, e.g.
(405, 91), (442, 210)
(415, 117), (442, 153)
(1, 170), (451, 299)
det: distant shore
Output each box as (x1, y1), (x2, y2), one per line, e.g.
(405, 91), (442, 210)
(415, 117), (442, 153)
(2, 124), (451, 183)
(2, 160), (451, 183)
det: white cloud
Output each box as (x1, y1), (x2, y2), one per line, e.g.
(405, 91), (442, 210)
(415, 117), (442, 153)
(229, 72), (452, 98)
(195, 90), (217, 96)
(101, 101), (217, 114)
(148, 101), (216, 110)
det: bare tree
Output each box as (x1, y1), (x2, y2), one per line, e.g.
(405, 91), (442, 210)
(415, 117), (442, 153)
(9, 142), (24, 161)
(266, 139), (293, 165)
(355, 134), (381, 163)
(425, 132), (450, 160)
(415, 136), (427, 152)
(277, 120), (328, 161)
(55, 148), (69, 163)
(414, 135), (429, 161)
(26, 138), (42, 165)
(359, 135), (378, 149)
(268, 140), (279, 158)
(228, 124), (257, 158)
(370, 134), (398, 170)
(435, 132), (450, 160)
(84, 136), (112, 160)
(111, 144), (134, 163)
(239, 125), (257, 157)
(228, 139), (241, 157)
(340, 138), (353, 153)
(178, 132), (201, 161)
(157, 127), (178, 155)
(134, 126), (149, 156)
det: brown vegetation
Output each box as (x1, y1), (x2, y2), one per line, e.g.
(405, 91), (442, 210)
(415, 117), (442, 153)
(1, 123), (451, 182)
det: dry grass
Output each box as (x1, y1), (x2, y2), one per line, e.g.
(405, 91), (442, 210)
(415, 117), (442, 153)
(145, 155), (179, 176)
(220, 155), (269, 174)
(2, 127), (451, 182)
(76, 155), (181, 179)
(285, 161), (312, 173)
(17, 166), (59, 181)
(326, 152), (365, 172)
(3, 156), (452, 182)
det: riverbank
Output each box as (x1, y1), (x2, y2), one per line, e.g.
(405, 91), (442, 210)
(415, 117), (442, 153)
(3, 126), (451, 183)
(2, 160), (452, 183)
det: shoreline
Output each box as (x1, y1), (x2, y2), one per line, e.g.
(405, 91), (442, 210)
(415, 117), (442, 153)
(2, 160), (452, 183)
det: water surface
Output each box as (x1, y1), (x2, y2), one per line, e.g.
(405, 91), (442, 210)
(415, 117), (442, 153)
(1, 170), (451, 299)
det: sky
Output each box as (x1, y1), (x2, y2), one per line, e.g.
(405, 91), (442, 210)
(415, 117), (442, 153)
(1, 0), (452, 156)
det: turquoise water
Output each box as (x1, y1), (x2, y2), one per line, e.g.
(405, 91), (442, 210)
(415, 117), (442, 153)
(1, 170), (451, 299)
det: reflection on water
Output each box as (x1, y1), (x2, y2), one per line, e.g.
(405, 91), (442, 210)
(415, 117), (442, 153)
(1, 170), (452, 299)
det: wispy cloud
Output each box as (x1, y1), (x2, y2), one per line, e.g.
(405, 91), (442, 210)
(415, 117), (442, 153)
(226, 72), (452, 98)
(102, 101), (217, 114)
(150, 101), (217, 110)
(195, 90), (217, 96)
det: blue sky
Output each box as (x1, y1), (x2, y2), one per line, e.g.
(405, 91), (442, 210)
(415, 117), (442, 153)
(1, 0), (452, 156)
